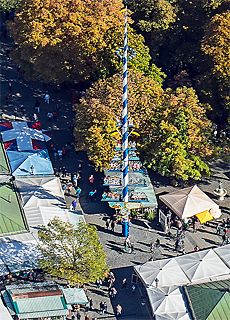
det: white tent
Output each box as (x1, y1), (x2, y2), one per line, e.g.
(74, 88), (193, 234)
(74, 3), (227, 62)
(147, 286), (187, 316)
(134, 258), (190, 288)
(175, 248), (230, 283)
(16, 176), (69, 227)
(16, 176), (65, 207)
(159, 185), (221, 219)
(62, 288), (88, 306)
(0, 121), (51, 151)
(155, 313), (191, 320)
(24, 206), (70, 227)
(214, 244), (230, 267)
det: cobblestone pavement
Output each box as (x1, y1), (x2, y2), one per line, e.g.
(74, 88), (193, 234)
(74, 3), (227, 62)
(1, 27), (230, 320)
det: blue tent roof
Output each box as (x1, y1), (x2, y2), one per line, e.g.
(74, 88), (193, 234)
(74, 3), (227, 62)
(7, 149), (54, 176)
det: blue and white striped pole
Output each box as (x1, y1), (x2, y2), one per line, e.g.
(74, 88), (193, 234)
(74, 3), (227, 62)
(122, 7), (128, 203)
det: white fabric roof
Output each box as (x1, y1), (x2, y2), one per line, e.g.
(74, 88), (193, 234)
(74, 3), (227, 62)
(214, 244), (230, 267)
(0, 231), (41, 273)
(16, 176), (69, 227)
(16, 176), (65, 207)
(147, 286), (187, 316)
(175, 248), (230, 283)
(159, 185), (220, 219)
(24, 206), (70, 227)
(1, 121), (51, 151)
(155, 314), (191, 320)
(0, 297), (13, 320)
(62, 288), (88, 305)
(134, 258), (190, 288)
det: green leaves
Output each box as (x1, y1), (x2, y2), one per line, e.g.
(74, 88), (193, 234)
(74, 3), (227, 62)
(38, 218), (108, 285)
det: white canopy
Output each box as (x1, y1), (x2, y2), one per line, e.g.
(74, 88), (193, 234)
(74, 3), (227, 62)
(16, 176), (69, 227)
(1, 121), (51, 151)
(62, 288), (88, 305)
(214, 244), (230, 267)
(155, 313), (191, 320)
(159, 185), (221, 219)
(134, 258), (190, 288)
(175, 248), (230, 283)
(147, 286), (187, 316)
(16, 176), (65, 207)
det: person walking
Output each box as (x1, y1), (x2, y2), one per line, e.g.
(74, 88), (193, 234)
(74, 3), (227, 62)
(106, 219), (110, 229)
(88, 297), (93, 310)
(222, 233), (227, 246)
(111, 287), (117, 298)
(111, 220), (115, 232)
(216, 223), (221, 235)
(116, 304), (122, 316)
(96, 279), (102, 288)
(89, 175), (94, 187)
(53, 110), (58, 121)
(44, 92), (50, 104)
(33, 113), (38, 122)
(35, 100), (40, 113)
(101, 302), (107, 315)
(76, 186), (82, 199)
(8, 81), (12, 92)
(47, 111), (53, 122)
(121, 278), (127, 290)
(72, 199), (77, 211)
(89, 190), (95, 202)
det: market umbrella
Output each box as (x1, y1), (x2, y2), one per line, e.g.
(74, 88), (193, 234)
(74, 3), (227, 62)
(159, 185), (220, 219)
(175, 249), (230, 283)
(7, 149), (54, 176)
(134, 258), (190, 288)
(147, 286), (187, 316)
(196, 210), (214, 224)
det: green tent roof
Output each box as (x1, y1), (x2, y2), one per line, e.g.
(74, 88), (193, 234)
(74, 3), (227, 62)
(5, 282), (68, 319)
(0, 137), (11, 174)
(0, 182), (27, 235)
(184, 279), (230, 320)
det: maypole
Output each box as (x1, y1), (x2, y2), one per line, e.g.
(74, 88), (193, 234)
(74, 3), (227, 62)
(122, 7), (128, 204)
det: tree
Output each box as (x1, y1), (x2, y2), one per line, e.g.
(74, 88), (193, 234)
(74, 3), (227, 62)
(38, 218), (108, 285)
(74, 70), (213, 180)
(7, 0), (161, 83)
(200, 11), (230, 115)
(127, 0), (177, 32)
(141, 87), (213, 180)
(0, 0), (22, 11)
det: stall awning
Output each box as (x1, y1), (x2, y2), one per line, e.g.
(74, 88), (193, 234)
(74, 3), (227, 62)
(196, 210), (214, 224)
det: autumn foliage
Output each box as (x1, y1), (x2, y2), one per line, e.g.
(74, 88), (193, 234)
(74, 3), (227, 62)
(7, 0), (162, 84)
(74, 70), (213, 180)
